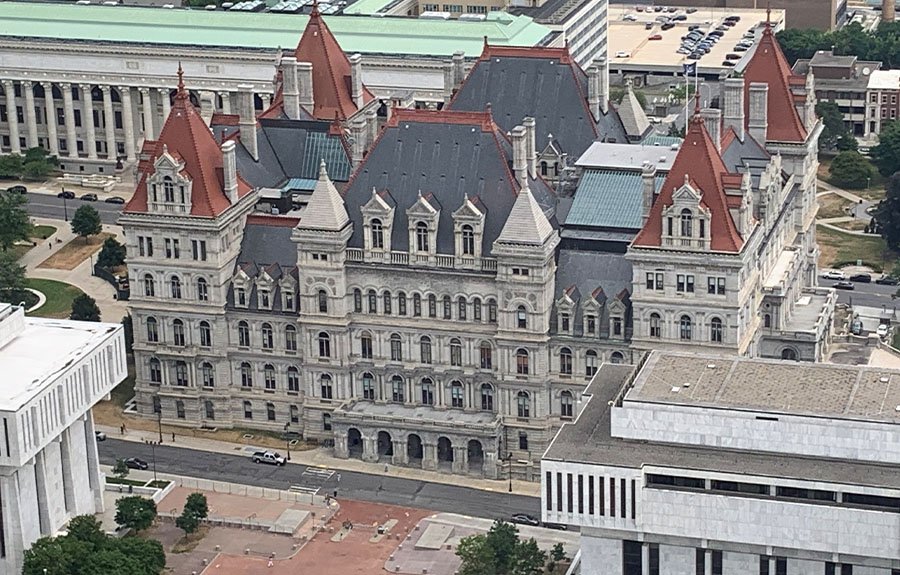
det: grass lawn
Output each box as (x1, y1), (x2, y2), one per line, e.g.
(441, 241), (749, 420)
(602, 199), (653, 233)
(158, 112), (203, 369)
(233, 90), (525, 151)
(25, 278), (84, 319)
(816, 224), (898, 271)
(833, 219), (869, 232)
(817, 193), (853, 219)
(38, 232), (113, 271)
(32, 225), (57, 240)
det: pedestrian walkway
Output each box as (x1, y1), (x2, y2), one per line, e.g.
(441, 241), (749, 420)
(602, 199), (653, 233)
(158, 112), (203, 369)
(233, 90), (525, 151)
(817, 179), (864, 204)
(95, 423), (541, 497)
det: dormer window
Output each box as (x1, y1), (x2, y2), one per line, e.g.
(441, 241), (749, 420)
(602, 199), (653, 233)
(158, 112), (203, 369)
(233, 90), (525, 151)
(163, 177), (175, 202)
(371, 219), (384, 249)
(362, 189), (395, 255)
(259, 289), (270, 309)
(452, 195), (485, 263)
(283, 290), (294, 311)
(407, 192), (440, 256)
(235, 286), (247, 307)
(680, 209), (693, 237)
(560, 313), (570, 333)
(461, 225), (475, 255)
(415, 222), (429, 252)
(148, 146), (193, 214)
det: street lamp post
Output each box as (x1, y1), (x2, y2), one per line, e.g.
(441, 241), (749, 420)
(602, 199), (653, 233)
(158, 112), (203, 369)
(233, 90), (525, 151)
(284, 423), (291, 462)
(507, 452), (513, 493)
(145, 440), (158, 482)
(157, 409), (163, 444)
(62, 190), (68, 222)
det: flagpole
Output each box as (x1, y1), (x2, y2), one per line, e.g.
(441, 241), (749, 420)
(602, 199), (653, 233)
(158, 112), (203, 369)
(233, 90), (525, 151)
(684, 70), (689, 130)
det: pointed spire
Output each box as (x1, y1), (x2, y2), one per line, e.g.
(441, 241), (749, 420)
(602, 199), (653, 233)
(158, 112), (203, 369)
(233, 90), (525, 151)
(496, 184), (554, 246)
(175, 62), (188, 102)
(300, 159), (350, 231)
(318, 158), (328, 179)
(764, 0), (772, 33)
(310, 0), (320, 17)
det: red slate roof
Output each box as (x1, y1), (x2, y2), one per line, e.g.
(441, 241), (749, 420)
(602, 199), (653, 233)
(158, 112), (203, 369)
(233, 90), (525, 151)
(632, 101), (743, 253)
(293, 2), (374, 121)
(741, 15), (807, 143)
(124, 66), (252, 218)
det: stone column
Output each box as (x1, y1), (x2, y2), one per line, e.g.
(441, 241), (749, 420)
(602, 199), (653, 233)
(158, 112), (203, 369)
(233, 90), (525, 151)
(160, 88), (171, 119)
(60, 82), (78, 158)
(641, 544), (650, 575)
(362, 435), (378, 463)
(334, 430), (349, 458)
(33, 451), (52, 535)
(101, 86), (116, 160)
(422, 442), (438, 471)
(0, 471), (27, 571)
(120, 86), (136, 162)
(451, 446), (468, 474)
(59, 428), (76, 514)
(483, 451), (498, 479)
(41, 82), (59, 156)
(82, 413), (104, 509)
(22, 81), (38, 148)
(81, 84), (97, 160)
(139, 88), (154, 141)
(704, 549), (712, 575)
(391, 439), (407, 466)
(3, 80), (21, 153)
(219, 91), (232, 114)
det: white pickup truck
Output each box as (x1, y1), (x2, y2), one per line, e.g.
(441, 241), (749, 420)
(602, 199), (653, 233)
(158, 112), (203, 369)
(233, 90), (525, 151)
(251, 450), (286, 466)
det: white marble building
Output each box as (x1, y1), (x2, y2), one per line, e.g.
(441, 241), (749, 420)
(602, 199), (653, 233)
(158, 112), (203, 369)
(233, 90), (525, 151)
(0, 303), (127, 574)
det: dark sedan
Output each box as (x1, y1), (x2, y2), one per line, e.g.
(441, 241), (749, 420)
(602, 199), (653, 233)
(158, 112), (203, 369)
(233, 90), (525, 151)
(876, 275), (899, 285)
(833, 281), (855, 290)
(849, 273), (872, 283)
(124, 457), (149, 470)
(510, 513), (541, 526)
(57, 190), (75, 199)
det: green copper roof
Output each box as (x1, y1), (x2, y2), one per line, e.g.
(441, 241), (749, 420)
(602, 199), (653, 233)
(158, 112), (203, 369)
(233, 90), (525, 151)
(0, 1), (551, 56)
(641, 133), (683, 147)
(567, 170), (666, 230)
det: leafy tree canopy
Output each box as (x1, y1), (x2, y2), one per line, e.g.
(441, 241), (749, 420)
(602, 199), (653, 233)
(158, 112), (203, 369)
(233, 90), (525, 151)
(456, 520), (547, 575)
(872, 120), (900, 178)
(70, 204), (102, 239)
(0, 251), (26, 294)
(829, 150), (876, 189)
(877, 173), (900, 250)
(777, 21), (900, 68)
(115, 496), (158, 532)
(70, 293), (101, 322)
(0, 189), (32, 251)
(97, 236), (126, 268)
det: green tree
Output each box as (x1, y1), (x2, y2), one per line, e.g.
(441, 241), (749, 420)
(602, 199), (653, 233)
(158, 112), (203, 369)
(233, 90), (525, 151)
(511, 538), (546, 575)
(550, 542), (567, 563)
(115, 496), (158, 532)
(836, 135), (859, 152)
(667, 123), (685, 138)
(829, 150), (876, 189)
(112, 458), (130, 480)
(0, 154), (23, 179)
(175, 509), (200, 535)
(815, 101), (849, 150)
(0, 189), (32, 251)
(456, 520), (548, 575)
(0, 251), (26, 295)
(184, 492), (209, 521)
(872, 120), (900, 178)
(610, 86), (648, 109)
(70, 204), (102, 240)
(65, 515), (106, 548)
(22, 537), (74, 575)
(113, 537), (166, 574)
(22, 160), (53, 181)
(877, 173), (900, 250)
(70, 293), (101, 322)
(97, 237), (126, 268)
(775, 28), (830, 65)
(457, 534), (498, 575)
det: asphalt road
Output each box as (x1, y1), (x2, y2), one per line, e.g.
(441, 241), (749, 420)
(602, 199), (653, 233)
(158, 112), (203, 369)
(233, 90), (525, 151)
(98, 438), (541, 521)
(25, 193), (123, 225)
(828, 280), (898, 309)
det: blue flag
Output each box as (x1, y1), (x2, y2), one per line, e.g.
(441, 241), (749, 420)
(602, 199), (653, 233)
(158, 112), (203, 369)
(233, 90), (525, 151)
(682, 62), (696, 76)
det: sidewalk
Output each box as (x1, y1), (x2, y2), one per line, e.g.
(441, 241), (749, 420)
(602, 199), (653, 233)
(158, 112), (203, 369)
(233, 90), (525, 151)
(817, 179), (864, 204)
(96, 423), (541, 498)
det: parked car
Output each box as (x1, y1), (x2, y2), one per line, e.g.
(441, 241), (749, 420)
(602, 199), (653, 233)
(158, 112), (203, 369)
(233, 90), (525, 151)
(686, 7), (697, 12)
(645, 22), (654, 29)
(725, 53), (742, 60)
(821, 270), (845, 280)
(672, 14), (687, 21)
(623, 13), (638, 21)
(734, 45), (749, 51)
(105, 196), (126, 204)
(849, 273), (872, 283)
(80, 193), (98, 201)
(95, 430), (107, 441)
(252, 450), (286, 466)
(510, 513), (541, 526)
(543, 522), (569, 530)
(649, 34), (663, 40)
(6, 185), (26, 194)
(124, 457), (149, 470)
(877, 324), (890, 338)
(722, 61), (736, 67)
(833, 281), (855, 290)
(661, 22), (675, 30)
(615, 50), (632, 58)
(876, 275), (899, 285)
(57, 190), (75, 199)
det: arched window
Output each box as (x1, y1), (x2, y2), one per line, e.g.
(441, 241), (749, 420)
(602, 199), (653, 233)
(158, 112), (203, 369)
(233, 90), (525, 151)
(559, 347), (573, 375)
(367, 289), (377, 313)
(391, 375), (405, 402)
(649, 313), (662, 338)
(371, 218), (384, 249)
(240, 362), (252, 387)
(560, 391), (574, 418)
(517, 391), (531, 418)
(420, 336), (432, 364)
(413, 293), (422, 317)
(516, 305), (527, 329)
(479, 341), (493, 369)
(397, 291), (407, 316)
(285, 325), (297, 351)
(781, 348), (798, 361)
(149, 357), (162, 383)
(487, 299), (497, 323)
(318, 332), (331, 358)
(390, 333), (403, 361)
(516, 348), (529, 375)
(680, 208), (693, 237)
(237, 320), (250, 347)
(461, 224), (475, 256)
(146, 316), (159, 342)
(362, 372), (376, 400)
(144, 274), (155, 297)
(383, 291), (392, 315)
(443, 296), (452, 319)
(428, 294), (437, 318)
(764, 314), (772, 328)
(199, 320), (212, 347)
(320, 374), (333, 399)
(710, 317), (724, 343)
(261, 323), (274, 349)
(540, 161), (548, 176)
(586, 350), (598, 377)
(204, 400), (215, 420)
(480, 383), (494, 411)
(449, 338), (462, 366)
(679, 315), (693, 340)
(243, 400), (252, 419)
(360, 332), (373, 359)
(473, 297), (482, 321)
(353, 288), (362, 312)
(170, 276), (182, 299)
(318, 289), (328, 313)
(163, 176), (175, 202)
(450, 381), (464, 408)
(200, 362), (214, 387)
(420, 378), (434, 405)
(611, 351), (624, 364)
(175, 361), (188, 386)
(457, 296), (467, 321)
(172, 319), (185, 346)
(415, 221), (429, 252)
(264, 364), (276, 390)
(287, 366), (300, 392)
(175, 399), (185, 419)
(196, 277), (209, 301)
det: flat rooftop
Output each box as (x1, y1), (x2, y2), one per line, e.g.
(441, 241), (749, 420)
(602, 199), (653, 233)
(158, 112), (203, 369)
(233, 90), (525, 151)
(1, 313), (121, 412)
(576, 141), (678, 171)
(608, 5), (784, 74)
(338, 401), (500, 426)
(0, 1), (551, 57)
(544, 361), (900, 489)
(630, 352), (900, 423)
(782, 291), (832, 333)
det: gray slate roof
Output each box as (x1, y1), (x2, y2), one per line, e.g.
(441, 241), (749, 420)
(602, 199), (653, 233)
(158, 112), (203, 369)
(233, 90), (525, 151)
(448, 54), (628, 160)
(567, 170), (665, 231)
(342, 114), (556, 256)
(552, 249), (633, 336)
(721, 130), (771, 189)
(228, 219), (299, 313)
(617, 85), (651, 140)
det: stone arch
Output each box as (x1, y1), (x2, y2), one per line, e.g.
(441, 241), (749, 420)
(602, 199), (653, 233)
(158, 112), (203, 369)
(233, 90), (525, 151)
(437, 436), (453, 467)
(347, 428), (363, 459)
(781, 347), (799, 361)
(407, 433), (423, 466)
(377, 430), (393, 459)
(467, 439), (484, 474)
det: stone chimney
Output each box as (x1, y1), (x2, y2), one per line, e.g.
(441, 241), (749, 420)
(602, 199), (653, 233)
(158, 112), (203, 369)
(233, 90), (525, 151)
(222, 140), (239, 203)
(586, 65), (601, 122)
(298, 61), (314, 112)
(510, 125), (528, 189)
(884, 0), (895, 21)
(701, 108), (722, 152)
(523, 117), (537, 178)
(722, 77), (745, 142)
(597, 56), (609, 115)
(641, 161), (656, 225)
(443, 63), (455, 105)
(748, 82), (769, 144)
(452, 51), (466, 89)
(237, 84), (258, 161)
(349, 53), (364, 109)
(350, 116), (367, 167)
(804, 71), (817, 132)
(366, 108), (378, 149)
(281, 56), (301, 120)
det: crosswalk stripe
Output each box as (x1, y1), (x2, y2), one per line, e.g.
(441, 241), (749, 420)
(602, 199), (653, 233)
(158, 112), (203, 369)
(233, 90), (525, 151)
(289, 485), (320, 495)
(302, 468), (334, 479)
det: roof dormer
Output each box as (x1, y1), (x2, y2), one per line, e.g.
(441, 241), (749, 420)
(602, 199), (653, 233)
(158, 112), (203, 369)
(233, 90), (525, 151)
(362, 188), (395, 254)
(147, 145), (193, 214)
(661, 177), (711, 252)
(407, 191), (441, 255)
(453, 194), (485, 261)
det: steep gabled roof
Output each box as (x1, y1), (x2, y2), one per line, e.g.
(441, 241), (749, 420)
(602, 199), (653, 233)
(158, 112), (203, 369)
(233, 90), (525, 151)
(496, 184), (554, 245)
(299, 159), (350, 230)
(124, 66), (251, 217)
(742, 13), (807, 143)
(632, 101), (743, 253)
(617, 81), (650, 140)
(294, 2), (375, 121)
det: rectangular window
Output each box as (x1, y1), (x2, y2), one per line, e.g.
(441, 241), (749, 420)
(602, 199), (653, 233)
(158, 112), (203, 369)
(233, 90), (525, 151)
(840, 567), (852, 575)
(826, 564), (836, 575)
(775, 486), (835, 501)
(546, 471), (553, 511)
(695, 550), (705, 575)
(613, 317), (622, 336)
(631, 479), (636, 519)
(646, 272), (664, 290)
(588, 475), (595, 515)
(577, 475), (584, 514)
(609, 477), (615, 516)
(561, 313), (570, 332)
(599, 475), (605, 515)
(708, 276), (726, 295)
(620, 478), (626, 518)
(760, 556), (770, 575)
(649, 544), (660, 575)
(586, 315), (596, 334)
(556, 472), (563, 512)
(138, 236), (145, 257)
(712, 550), (722, 575)
(646, 474), (705, 489)
(623, 541), (642, 575)
(677, 274), (695, 293)
(191, 239), (207, 261)
(165, 238), (172, 258)
(776, 558), (787, 575)
(566, 473), (573, 513)
(173, 239), (180, 259)
(146, 237), (153, 257)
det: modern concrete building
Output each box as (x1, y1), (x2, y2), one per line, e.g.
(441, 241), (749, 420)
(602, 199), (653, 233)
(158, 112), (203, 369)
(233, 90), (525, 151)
(0, 303), (127, 574)
(541, 351), (900, 574)
(612, 0), (846, 31)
